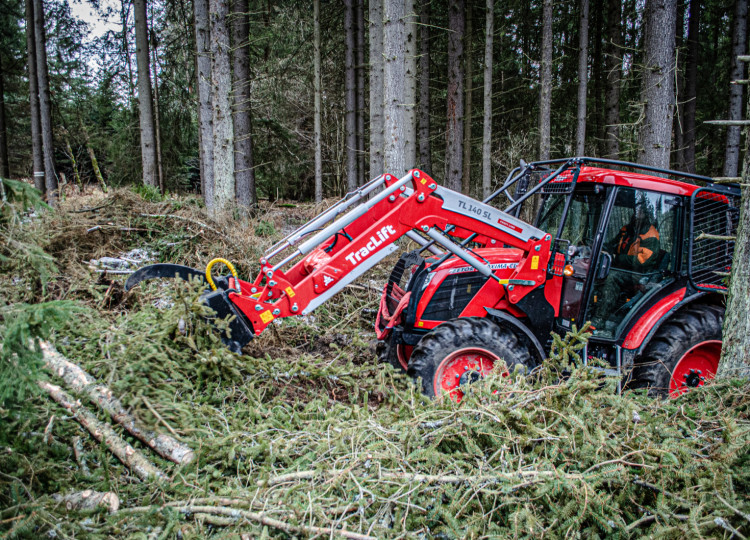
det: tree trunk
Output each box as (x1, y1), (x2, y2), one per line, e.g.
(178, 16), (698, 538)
(481, 0), (493, 199)
(445, 0), (465, 191)
(314, 0), (323, 201)
(539, 0), (552, 161)
(149, 19), (164, 194)
(672, 0), (685, 169)
(604, 0), (622, 159)
(121, 0), (136, 103)
(638, 0), (677, 169)
(133, 0), (158, 188)
(39, 381), (166, 482)
(724, 0), (748, 177)
(682, 0), (700, 173)
(25, 0), (44, 192)
(719, 100), (750, 378)
(462, 0), (473, 195)
(81, 124), (107, 192)
(0, 54), (10, 178)
(233, 0), (256, 209)
(418, 0), (431, 174)
(194, 0), (214, 208)
(209, 0), (235, 214)
(383, 0), (407, 176)
(356, 0), (366, 184)
(575, 0), (590, 156)
(40, 341), (194, 465)
(33, 0), (57, 204)
(369, 0), (385, 177)
(345, 0), (357, 191)
(404, 0), (417, 172)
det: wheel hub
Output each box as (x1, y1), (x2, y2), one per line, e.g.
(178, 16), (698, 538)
(434, 348), (505, 402)
(669, 340), (721, 398)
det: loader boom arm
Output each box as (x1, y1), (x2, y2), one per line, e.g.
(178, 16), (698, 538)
(229, 169), (553, 335)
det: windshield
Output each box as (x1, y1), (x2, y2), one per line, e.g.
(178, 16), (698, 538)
(536, 188), (609, 249)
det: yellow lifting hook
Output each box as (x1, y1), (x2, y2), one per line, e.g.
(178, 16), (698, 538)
(205, 258), (241, 294)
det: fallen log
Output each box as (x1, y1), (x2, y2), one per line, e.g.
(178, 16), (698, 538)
(38, 381), (166, 482)
(40, 341), (194, 465)
(53, 490), (120, 513)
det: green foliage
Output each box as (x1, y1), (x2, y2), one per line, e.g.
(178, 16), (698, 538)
(0, 178), (49, 223)
(253, 220), (276, 237)
(0, 301), (88, 407)
(131, 183), (167, 202)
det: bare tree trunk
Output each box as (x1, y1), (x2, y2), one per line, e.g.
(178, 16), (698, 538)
(194, 0), (214, 208)
(25, 0), (44, 192)
(233, 0), (256, 209)
(575, 0), (590, 156)
(345, 0), (357, 191)
(356, 0), (366, 184)
(539, 0), (552, 161)
(481, 0), (493, 199)
(314, 0), (323, 201)
(418, 0), (432, 174)
(445, 0), (465, 191)
(384, 0), (407, 176)
(0, 55), (10, 178)
(604, 0), (622, 159)
(369, 0), (385, 177)
(719, 91), (750, 377)
(33, 0), (57, 204)
(724, 0), (748, 177)
(682, 0), (699, 173)
(121, 0), (136, 103)
(133, 0), (158, 188)
(404, 0), (417, 172)
(209, 0), (235, 214)
(462, 0), (473, 195)
(149, 18), (164, 194)
(673, 0), (685, 169)
(638, 0), (677, 169)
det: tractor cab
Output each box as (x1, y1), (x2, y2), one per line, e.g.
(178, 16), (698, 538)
(535, 172), (684, 341)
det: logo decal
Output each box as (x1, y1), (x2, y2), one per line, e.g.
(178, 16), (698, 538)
(344, 225), (398, 266)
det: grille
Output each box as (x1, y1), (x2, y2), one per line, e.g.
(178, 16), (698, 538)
(539, 169), (576, 194)
(421, 272), (489, 321)
(689, 188), (740, 292)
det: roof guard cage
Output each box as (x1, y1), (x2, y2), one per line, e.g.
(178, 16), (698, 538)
(688, 185), (741, 293)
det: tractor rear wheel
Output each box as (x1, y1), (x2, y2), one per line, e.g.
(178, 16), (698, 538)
(408, 317), (535, 401)
(630, 304), (724, 398)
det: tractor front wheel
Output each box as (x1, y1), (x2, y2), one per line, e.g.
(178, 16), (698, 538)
(408, 317), (535, 401)
(630, 304), (724, 398)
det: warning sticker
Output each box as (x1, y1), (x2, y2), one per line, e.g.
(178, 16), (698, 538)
(531, 256), (540, 270)
(285, 286), (295, 297)
(260, 310), (274, 324)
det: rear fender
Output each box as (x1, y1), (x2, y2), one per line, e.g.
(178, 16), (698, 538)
(622, 290), (717, 355)
(485, 308), (546, 364)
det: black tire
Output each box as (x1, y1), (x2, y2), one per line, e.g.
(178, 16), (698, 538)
(629, 303), (724, 398)
(408, 317), (536, 399)
(376, 335), (408, 373)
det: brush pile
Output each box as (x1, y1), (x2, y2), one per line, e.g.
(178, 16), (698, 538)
(1, 183), (749, 539)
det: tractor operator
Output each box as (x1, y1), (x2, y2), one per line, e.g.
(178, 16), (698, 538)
(593, 199), (660, 331)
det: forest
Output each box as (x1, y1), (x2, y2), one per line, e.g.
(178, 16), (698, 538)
(1, 0), (750, 538)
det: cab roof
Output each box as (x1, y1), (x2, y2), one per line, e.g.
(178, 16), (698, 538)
(565, 166), (706, 197)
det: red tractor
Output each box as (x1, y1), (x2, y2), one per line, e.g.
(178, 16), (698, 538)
(127, 157), (740, 400)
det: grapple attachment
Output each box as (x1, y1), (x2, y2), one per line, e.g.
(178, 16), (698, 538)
(125, 263), (255, 354)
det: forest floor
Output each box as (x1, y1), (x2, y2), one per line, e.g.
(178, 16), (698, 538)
(1, 184), (749, 539)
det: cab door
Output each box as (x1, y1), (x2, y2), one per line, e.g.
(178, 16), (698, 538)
(535, 184), (612, 331)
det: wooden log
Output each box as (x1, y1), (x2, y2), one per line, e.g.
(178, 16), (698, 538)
(53, 490), (120, 513)
(40, 341), (194, 465)
(38, 381), (166, 482)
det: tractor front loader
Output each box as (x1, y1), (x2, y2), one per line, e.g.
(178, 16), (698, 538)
(127, 158), (740, 401)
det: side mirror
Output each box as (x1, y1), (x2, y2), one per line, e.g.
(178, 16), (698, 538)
(597, 252), (612, 280)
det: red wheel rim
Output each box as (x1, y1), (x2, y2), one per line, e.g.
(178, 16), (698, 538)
(396, 344), (413, 371)
(434, 347), (505, 402)
(669, 340), (721, 398)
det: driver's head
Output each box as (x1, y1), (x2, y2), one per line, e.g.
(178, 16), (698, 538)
(634, 196), (653, 227)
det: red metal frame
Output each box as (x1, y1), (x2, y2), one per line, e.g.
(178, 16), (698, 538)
(228, 170), (555, 336)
